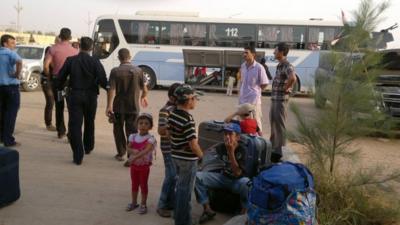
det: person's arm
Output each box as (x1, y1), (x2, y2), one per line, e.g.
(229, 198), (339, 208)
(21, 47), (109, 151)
(44, 51), (52, 80)
(129, 142), (154, 161)
(224, 111), (237, 123)
(95, 59), (108, 90)
(225, 137), (242, 177)
(189, 138), (203, 159)
(141, 84), (148, 108)
(57, 57), (71, 90)
(284, 67), (297, 93)
(15, 60), (22, 79)
(259, 65), (269, 90)
(106, 71), (116, 117)
(106, 88), (115, 117)
(236, 70), (241, 95)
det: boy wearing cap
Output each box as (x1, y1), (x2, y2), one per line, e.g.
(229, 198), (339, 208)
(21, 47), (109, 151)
(168, 84), (203, 225)
(195, 123), (250, 223)
(224, 103), (260, 136)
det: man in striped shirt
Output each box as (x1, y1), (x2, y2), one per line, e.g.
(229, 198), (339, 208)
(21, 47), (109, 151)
(168, 84), (203, 225)
(156, 83), (180, 218)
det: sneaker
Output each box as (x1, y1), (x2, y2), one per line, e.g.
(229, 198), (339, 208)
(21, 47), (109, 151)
(46, 125), (57, 131)
(157, 208), (172, 218)
(199, 210), (216, 224)
(138, 205), (147, 214)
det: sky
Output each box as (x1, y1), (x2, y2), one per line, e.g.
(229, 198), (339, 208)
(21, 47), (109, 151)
(0, 0), (399, 48)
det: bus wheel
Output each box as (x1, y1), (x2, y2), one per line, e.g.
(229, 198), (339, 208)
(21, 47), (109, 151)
(141, 66), (157, 90)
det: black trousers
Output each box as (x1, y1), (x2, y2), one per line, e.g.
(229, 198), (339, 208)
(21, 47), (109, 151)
(41, 78), (54, 127)
(51, 77), (66, 136)
(0, 85), (20, 146)
(67, 90), (98, 164)
(113, 112), (138, 157)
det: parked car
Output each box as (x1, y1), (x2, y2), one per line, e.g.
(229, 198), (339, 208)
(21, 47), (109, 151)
(16, 45), (48, 91)
(314, 49), (400, 121)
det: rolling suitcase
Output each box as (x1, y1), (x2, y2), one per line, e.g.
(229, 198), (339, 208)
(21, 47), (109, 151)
(198, 120), (225, 150)
(0, 147), (20, 207)
(240, 135), (273, 178)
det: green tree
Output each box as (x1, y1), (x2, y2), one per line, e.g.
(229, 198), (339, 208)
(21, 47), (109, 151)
(291, 0), (400, 224)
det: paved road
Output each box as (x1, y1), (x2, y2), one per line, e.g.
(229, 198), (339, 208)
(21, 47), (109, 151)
(0, 90), (313, 225)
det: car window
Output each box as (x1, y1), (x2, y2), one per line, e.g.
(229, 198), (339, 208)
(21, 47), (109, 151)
(16, 47), (44, 60)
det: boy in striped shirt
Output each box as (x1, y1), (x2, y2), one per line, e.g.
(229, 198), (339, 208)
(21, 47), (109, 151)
(168, 84), (203, 225)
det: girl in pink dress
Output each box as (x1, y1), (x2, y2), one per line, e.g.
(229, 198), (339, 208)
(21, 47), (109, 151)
(126, 113), (156, 214)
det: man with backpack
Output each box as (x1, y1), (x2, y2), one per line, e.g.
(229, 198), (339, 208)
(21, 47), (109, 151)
(194, 123), (250, 224)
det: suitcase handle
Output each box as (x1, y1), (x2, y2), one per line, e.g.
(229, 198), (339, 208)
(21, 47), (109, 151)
(205, 121), (224, 131)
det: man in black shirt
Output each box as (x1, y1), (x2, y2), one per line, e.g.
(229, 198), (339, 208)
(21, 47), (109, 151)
(57, 37), (107, 165)
(194, 123), (249, 223)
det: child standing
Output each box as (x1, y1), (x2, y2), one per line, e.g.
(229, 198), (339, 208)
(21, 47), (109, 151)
(226, 70), (236, 96)
(156, 83), (180, 218)
(126, 113), (156, 214)
(168, 84), (204, 225)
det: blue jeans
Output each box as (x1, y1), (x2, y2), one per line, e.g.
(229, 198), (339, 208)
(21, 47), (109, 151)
(0, 85), (20, 146)
(157, 152), (177, 209)
(173, 158), (197, 225)
(195, 171), (250, 209)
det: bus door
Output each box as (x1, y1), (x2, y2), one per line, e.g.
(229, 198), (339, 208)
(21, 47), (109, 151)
(93, 19), (120, 77)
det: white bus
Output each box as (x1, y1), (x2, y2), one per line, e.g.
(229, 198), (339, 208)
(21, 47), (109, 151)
(92, 11), (343, 92)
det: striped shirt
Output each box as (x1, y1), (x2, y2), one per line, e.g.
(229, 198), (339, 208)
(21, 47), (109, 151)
(158, 101), (175, 153)
(168, 109), (197, 161)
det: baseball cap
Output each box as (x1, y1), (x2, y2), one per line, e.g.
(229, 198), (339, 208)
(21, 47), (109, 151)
(223, 123), (241, 134)
(173, 84), (203, 101)
(236, 103), (255, 115)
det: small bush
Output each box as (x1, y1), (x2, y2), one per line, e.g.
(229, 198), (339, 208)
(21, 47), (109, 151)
(312, 167), (400, 225)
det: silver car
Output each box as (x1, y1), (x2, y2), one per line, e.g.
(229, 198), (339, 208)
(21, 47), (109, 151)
(16, 45), (48, 91)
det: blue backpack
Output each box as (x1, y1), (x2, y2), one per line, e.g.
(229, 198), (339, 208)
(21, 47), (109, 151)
(247, 162), (317, 225)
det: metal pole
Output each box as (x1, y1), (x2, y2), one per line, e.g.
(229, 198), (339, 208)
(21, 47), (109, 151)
(86, 12), (93, 36)
(14, 0), (23, 33)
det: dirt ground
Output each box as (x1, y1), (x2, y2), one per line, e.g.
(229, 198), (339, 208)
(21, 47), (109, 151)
(0, 89), (399, 225)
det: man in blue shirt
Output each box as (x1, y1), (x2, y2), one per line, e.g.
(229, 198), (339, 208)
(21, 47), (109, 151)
(0, 34), (22, 147)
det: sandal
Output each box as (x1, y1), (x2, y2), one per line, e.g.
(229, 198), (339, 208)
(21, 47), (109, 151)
(138, 205), (147, 214)
(126, 203), (139, 211)
(199, 210), (216, 224)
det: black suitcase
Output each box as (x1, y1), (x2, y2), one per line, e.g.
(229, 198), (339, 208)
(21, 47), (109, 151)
(208, 188), (241, 214)
(198, 120), (225, 151)
(0, 147), (20, 207)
